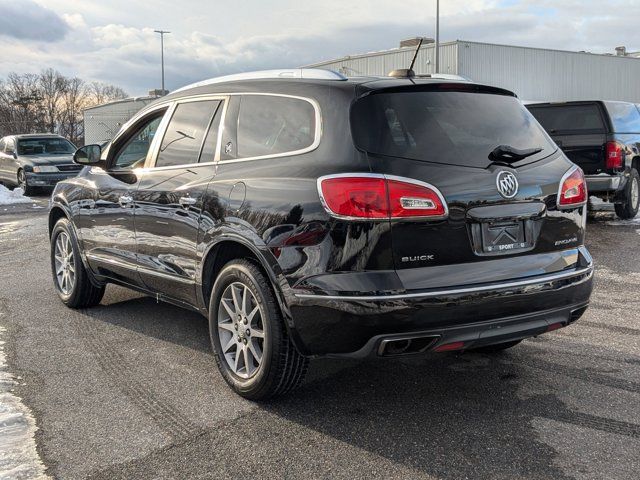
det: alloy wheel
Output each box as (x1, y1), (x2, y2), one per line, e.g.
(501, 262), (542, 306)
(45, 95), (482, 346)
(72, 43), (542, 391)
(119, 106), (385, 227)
(217, 282), (265, 379)
(54, 232), (76, 295)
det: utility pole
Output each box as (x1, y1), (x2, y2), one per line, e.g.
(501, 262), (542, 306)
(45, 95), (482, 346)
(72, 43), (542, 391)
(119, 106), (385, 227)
(154, 30), (170, 93)
(434, 0), (440, 73)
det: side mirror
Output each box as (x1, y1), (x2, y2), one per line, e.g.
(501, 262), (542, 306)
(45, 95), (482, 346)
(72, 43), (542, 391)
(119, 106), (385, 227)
(74, 144), (102, 165)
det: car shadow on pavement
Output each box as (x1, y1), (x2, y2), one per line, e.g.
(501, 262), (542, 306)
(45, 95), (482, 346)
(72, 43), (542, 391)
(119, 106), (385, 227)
(80, 288), (637, 479)
(259, 352), (576, 479)
(85, 292), (211, 353)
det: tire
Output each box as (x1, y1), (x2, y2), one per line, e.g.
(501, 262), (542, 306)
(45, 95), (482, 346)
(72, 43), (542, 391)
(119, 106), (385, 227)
(16, 169), (35, 196)
(614, 168), (640, 220)
(209, 259), (308, 400)
(50, 218), (105, 308)
(470, 340), (522, 353)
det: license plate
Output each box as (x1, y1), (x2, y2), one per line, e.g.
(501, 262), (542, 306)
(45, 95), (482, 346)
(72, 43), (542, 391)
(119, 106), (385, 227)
(481, 221), (531, 253)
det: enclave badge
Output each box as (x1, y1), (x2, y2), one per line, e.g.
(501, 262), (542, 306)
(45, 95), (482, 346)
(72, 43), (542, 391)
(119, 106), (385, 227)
(496, 171), (519, 199)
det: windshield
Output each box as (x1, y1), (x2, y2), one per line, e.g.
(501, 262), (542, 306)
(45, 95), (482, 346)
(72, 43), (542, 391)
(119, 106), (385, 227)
(351, 90), (556, 168)
(17, 137), (76, 156)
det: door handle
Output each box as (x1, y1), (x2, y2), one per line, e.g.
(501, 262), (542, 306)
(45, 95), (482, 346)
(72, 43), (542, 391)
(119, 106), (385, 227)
(119, 195), (133, 207)
(179, 196), (197, 208)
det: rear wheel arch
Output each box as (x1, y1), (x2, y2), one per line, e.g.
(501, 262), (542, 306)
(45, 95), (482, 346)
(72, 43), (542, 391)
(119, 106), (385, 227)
(201, 238), (283, 311)
(200, 238), (305, 352)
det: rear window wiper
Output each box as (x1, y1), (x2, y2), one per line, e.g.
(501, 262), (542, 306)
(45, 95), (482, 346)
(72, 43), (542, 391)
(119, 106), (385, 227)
(489, 145), (543, 164)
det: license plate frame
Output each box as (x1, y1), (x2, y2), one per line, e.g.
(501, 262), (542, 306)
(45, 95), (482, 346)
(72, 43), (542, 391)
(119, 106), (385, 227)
(480, 220), (531, 254)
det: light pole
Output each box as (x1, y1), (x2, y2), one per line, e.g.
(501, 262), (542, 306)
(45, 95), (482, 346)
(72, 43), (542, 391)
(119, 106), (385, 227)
(434, 0), (440, 73)
(154, 30), (170, 93)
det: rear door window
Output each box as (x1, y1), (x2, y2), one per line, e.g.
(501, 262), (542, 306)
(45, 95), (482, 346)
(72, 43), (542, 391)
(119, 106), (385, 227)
(527, 104), (606, 134)
(155, 100), (220, 168)
(605, 102), (640, 133)
(352, 90), (556, 168)
(236, 95), (316, 159)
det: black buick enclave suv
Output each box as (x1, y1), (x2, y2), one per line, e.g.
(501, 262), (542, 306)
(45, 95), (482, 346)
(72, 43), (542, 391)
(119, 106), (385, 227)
(49, 69), (593, 399)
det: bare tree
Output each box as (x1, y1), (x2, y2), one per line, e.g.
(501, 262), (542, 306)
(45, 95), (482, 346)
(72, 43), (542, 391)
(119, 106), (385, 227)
(0, 73), (42, 135)
(89, 81), (128, 105)
(39, 68), (67, 133)
(0, 70), (129, 143)
(58, 77), (87, 145)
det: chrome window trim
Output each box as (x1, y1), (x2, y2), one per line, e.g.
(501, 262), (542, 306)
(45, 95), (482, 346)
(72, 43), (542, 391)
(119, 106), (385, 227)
(294, 265), (593, 301)
(557, 165), (588, 210)
(126, 92), (321, 169)
(221, 93), (322, 164)
(316, 172), (449, 221)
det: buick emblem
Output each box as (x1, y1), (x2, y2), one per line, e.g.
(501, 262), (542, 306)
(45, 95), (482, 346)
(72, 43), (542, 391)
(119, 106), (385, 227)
(496, 171), (519, 199)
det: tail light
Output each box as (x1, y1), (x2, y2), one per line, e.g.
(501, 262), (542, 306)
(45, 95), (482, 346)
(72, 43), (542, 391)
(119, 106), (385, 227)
(605, 141), (624, 170)
(557, 166), (587, 209)
(318, 174), (448, 220)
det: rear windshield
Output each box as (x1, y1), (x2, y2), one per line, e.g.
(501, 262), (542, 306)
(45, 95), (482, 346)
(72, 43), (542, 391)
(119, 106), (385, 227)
(605, 102), (640, 133)
(351, 91), (555, 168)
(527, 104), (606, 134)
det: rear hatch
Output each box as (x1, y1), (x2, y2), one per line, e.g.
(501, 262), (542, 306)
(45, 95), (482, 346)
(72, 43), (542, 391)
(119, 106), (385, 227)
(350, 82), (585, 285)
(526, 102), (608, 174)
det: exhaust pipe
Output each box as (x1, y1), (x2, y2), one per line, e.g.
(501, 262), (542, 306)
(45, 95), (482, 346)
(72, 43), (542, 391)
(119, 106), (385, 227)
(378, 335), (439, 357)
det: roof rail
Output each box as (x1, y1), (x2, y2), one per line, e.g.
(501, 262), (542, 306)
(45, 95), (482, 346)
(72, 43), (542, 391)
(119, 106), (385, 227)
(414, 73), (472, 81)
(173, 69), (347, 93)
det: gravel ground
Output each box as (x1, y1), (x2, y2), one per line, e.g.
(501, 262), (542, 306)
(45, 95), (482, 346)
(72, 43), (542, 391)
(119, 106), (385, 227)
(0, 198), (638, 479)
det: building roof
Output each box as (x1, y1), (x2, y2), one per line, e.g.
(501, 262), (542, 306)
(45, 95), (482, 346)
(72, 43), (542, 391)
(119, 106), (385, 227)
(304, 39), (640, 68)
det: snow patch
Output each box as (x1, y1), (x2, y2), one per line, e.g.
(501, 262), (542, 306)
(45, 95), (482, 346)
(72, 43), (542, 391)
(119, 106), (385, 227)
(0, 326), (48, 479)
(0, 185), (33, 205)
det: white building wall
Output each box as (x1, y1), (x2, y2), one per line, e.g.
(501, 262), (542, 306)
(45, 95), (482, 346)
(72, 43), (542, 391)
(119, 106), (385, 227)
(305, 42), (459, 77)
(83, 98), (155, 145)
(305, 40), (640, 103)
(457, 41), (640, 103)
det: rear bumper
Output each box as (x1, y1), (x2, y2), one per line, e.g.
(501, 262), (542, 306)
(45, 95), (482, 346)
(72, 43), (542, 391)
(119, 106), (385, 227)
(26, 171), (80, 187)
(288, 254), (594, 357)
(585, 174), (623, 194)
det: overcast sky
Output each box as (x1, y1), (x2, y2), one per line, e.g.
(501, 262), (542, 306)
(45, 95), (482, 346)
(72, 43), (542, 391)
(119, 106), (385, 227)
(0, 0), (638, 95)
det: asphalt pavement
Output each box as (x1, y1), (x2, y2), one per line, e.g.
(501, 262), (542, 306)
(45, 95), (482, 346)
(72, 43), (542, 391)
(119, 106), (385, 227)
(0, 194), (638, 479)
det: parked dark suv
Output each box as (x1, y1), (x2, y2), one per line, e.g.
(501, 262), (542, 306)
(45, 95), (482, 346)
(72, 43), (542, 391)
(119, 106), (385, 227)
(527, 101), (640, 219)
(49, 69), (593, 399)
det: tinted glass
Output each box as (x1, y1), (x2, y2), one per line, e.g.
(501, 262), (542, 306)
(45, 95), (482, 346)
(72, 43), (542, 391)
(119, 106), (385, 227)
(237, 95), (315, 158)
(113, 115), (163, 169)
(17, 137), (75, 155)
(527, 104), (606, 134)
(352, 91), (555, 168)
(606, 102), (640, 133)
(156, 100), (218, 168)
(198, 101), (223, 163)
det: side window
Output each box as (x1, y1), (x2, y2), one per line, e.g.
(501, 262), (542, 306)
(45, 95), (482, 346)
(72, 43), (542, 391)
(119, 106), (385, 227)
(155, 100), (219, 168)
(5, 139), (15, 154)
(236, 95), (316, 159)
(607, 102), (640, 133)
(112, 113), (165, 170)
(0, 139), (5, 152)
